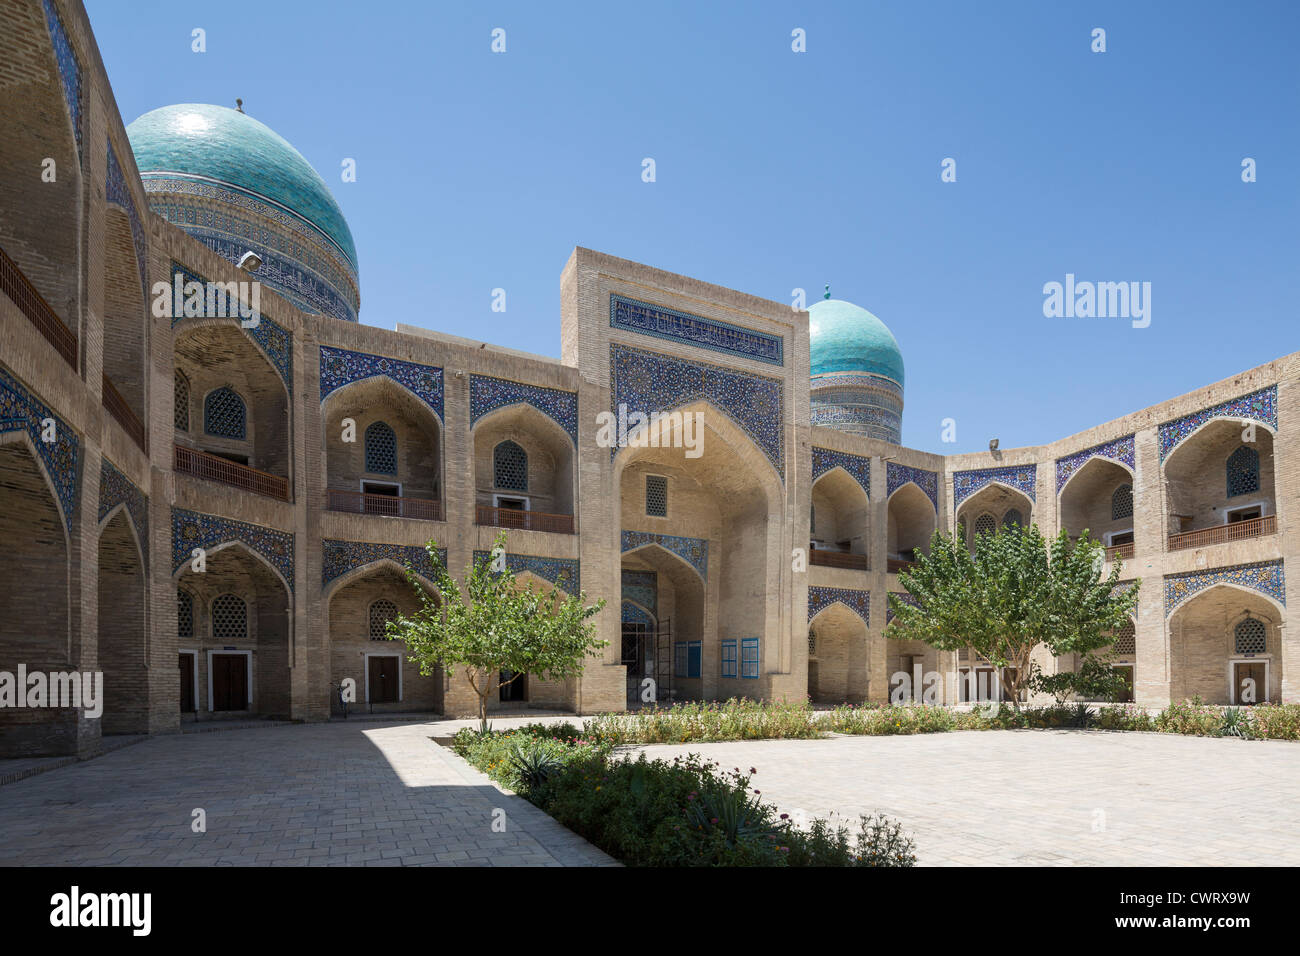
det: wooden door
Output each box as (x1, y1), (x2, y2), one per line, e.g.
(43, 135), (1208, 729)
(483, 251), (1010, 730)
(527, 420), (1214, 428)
(1234, 662), (1266, 704)
(178, 654), (195, 712)
(369, 656), (399, 703)
(211, 654), (247, 711)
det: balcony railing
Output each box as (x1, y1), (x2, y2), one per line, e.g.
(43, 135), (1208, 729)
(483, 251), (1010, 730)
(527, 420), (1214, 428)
(175, 444), (289, 501)
(327, 489), (443, 521)
(102, 373), (146, 452)
(0, 245), (77, 369)
(1105, 541), (1135, 562)
(809, 549), (869, 570)
(1167, 515), (1276, 552)
(475, 505), (575, 535)
(888, 558), (918, 574)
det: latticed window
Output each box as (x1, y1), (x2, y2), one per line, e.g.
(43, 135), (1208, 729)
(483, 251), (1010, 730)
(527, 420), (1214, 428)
(1111, 483), (1133, 521)
(974, 513), (996, 538)
(369, 599), (399, 640)
(646, 475), (668, 517)
(1112, 619), (1135, 655)
(365, 421), (398, 475)
(807, 629), (817, 656)
(177, 589), (193, 638)
(1235, 616), (1266, 654)
(1002, 509), (1023, 529)
(810, 504), (816, 535)
(1226, 446), (1260, 498)
(204, 386), (246, 439)
(174, 370), (190, 430)
(212, 594), (247, 641)
(493, 440), (527, 491)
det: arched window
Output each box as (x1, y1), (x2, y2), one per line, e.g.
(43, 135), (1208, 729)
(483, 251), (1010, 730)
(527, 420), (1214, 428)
(810, 504), (816, 536)
(807, 628), (817, 657)
(174, 370), (190, 431)
(1234, 616), (1266, 654)
(177, 589), (193, 638)
(973, 513), (996, 538)
(1226, 446), (1260, 498)
(212, 594), (247, 641)
(493, 440), (528, 491)
(1112, 619), (1135, 655)
(365, 421), (398, 475)
(369, 599), (399, 640)
(1111, 483), (1133, 521)
(1002, 509), (1023, 529)
(204, 386), (246, 439)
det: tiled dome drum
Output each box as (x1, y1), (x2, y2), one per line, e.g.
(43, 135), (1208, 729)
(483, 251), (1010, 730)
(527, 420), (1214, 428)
(808, 298), (904, 443)
(126, 104), (360, 322)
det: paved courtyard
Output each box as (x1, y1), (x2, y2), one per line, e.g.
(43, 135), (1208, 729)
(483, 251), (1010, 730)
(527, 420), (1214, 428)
(0, 719), (614, 866)
(627, 730), (1300, 866)
(2, 720), (1297, 866)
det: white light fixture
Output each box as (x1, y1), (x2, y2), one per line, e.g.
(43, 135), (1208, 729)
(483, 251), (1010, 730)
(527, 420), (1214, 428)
(237, 251), (262, 272)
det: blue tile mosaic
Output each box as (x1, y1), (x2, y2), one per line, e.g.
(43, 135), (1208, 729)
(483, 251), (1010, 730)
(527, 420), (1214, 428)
(810, 371), (905, 445)
(621, 530), (709, 580)
(885, 591), (919, 625)
(469, 375), (578, 445)
(1056, 434), (1136, 494)
(953, 464), (1037, 507)
(611, 344), (784, 479)
(98, 457), (147, 546)
(812, 447), (871, 497)
(1158, 387), (1277, 463)
(1164, 560), (1285, 618)
(172, 261), (294, 396)
(171, 508), (294, 591)
(0, 365), (80, 532)
(472, 550), (580, 593)
(105, 142), (149, 302)
(320, 347), (443, 421)
(622, 602), (655, 626)
(621, 569), (658, 617)
(886, 462), (938, 512)
(322, 540), (447, 589)
(609, 294), (783, 366)
(41, 0), (81, 161)
(808, 586), (870, 625)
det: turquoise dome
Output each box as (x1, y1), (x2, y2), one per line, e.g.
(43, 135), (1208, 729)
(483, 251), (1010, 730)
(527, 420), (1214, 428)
(808, 299), (904, 387)
(127, 104), (357, 270)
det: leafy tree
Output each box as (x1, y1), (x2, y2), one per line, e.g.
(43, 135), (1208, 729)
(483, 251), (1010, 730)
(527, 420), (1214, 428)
(886, 524), (1139, 708)
(387, 531), (607, 731)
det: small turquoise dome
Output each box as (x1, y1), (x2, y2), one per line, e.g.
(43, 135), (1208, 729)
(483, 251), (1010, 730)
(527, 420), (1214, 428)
(808, 299), (904, 387)
(127, 104), (360, 322)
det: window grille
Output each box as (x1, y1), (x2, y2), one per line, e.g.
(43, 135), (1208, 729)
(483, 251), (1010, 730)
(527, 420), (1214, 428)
(212, 594), (247, 641)
(722, 640), (738, 678)
(741, 638), (760, 678)
(1111, 484), (1133, 521)
(1002, 509), (1022, 529)
(365, 421), (398, 475)
(369, 599), (399, 640)
(204, 386), (246, 439)
(493, 440), (528, 491)
(974, 513), (996, 538)
(177, 589), (193, 638)
(1226, 446), (1260, 498)
(1112, 619), (1135, 655)
(174, 370), (190, 430)
(646, 475), (668, 517)
(1235, 617), (1266, 655)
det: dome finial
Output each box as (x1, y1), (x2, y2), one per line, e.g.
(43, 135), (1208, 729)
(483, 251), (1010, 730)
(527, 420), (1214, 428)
(823, 284), (830, 300)
(235, 98), (244, 113)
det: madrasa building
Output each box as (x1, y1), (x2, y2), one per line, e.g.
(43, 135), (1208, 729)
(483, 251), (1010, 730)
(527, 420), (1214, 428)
(1, 0), (1296, 756)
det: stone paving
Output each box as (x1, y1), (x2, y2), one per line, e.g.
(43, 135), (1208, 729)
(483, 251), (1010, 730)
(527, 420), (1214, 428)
(625, 729), (1300, 866)
(0, 719), (615, 866)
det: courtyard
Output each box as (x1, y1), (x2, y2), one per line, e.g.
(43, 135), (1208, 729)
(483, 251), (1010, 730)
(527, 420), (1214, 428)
(0, 718), (1296, 866)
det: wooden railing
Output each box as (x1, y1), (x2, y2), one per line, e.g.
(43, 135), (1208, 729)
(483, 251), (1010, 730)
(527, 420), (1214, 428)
(810, 549), (868, 570)
(326, 489), (443, 521)
(101, 373), (146, 452)
(0, 245), (77, 369)
(475, 505), (574, 534)
(174, 444), (289, 500)
(1167, 515), (1276, 552)
(1105, 541), (1136, 562)
(888, 558), (918, 574)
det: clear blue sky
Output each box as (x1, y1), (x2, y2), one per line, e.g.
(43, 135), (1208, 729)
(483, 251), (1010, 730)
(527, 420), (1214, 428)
(86, 0), (1298, 454)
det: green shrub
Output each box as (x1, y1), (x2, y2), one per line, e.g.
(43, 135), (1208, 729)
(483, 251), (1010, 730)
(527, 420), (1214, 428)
(1154, 697), (1224, 737)
(1249, 703), (1300, 740)
(583, 698), (823, 745)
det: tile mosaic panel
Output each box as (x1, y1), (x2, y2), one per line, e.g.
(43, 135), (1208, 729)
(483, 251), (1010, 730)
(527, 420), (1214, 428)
(171, 508), (294, 591)
(621, 569), (658, 617)
(1158, 387), (1277, 462)
(812, 447), (871, 497)
(621, 530), (708, 580)
(0, 365), (80, 531)
(610, 344), (784, 478)
(98, 457), (147, 545)
(469, 375), (578, 445)
(953, 464), (1037, 507)
(472, 550), (580, 593)
(105, 142), (149, 301)
(622, 601), (655, 626)
(319, 347), (444, 421)
(808, 586), (870, 625)
(1164, 560), (1285, 618)
(886, 462), (938, 512)
(322, 539), (447, 589)
(41, 0), (81, 159)
(609, 294), (783, 366)
(1055, 435), (1136, 493)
